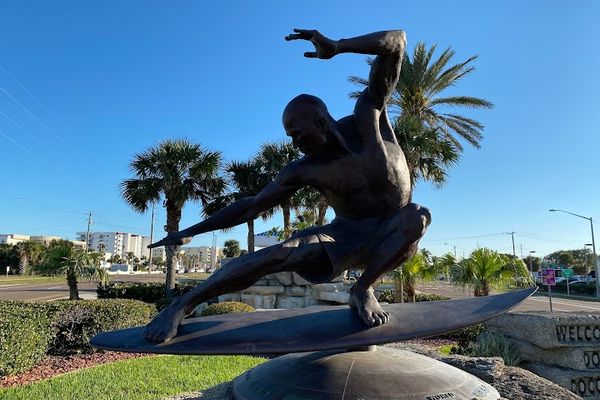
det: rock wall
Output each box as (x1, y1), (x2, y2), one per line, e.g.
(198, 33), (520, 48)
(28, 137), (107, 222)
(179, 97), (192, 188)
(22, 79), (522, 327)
(488, 312), (600, 398)
(217, 271), (352, 309)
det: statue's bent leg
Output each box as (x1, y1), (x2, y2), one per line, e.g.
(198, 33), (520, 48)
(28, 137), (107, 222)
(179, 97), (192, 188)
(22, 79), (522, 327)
(350, 203), (431, 327)
(144, 237), (329, 343)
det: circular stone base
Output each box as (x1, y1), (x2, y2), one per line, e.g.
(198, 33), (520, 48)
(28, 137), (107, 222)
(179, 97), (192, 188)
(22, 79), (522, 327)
(233, 347), (499, 400)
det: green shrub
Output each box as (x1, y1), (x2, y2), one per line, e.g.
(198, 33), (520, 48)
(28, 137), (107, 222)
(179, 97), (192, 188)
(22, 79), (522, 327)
(470, 332), (521, 366)
(200, 302), (254, 316)
(415, 293), (451, 302)
(377, 289), (450, 303)
(0, 301), (52, 376)
(97, 282), (198, 303)
(537, 281), (595, 296)
(45, 299), (156, 355)
(438, 323), (487, 353)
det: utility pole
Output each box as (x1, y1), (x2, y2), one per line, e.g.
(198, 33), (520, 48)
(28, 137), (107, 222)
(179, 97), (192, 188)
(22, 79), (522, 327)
(507, 232), (516, 259)
(85, 212), (93, 253)
(211, 232), (217, 269)
(148, 203), (155, 274)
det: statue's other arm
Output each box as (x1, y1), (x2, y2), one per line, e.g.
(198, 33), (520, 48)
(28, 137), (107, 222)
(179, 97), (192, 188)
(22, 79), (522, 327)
(149, 163), (303, 248)
(286, 29), (405, 145)
(286, 29), (405, 110)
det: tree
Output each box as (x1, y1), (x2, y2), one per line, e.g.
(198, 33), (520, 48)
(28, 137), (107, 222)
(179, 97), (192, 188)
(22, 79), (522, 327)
(391, 249), (439, 302)
(223, 239), (241, 258)
(0, 244), (19, 275)
(36, 240), (108, 300)
(432, 252), (458, 280)
(16, 240), (45, 275)
(450, 248), (532, 296)
(350, 43), (493, 186)
(205, 159), (272, 253)
(255, 142), (301, 238)
(394, 114), (460, 187)
(546, 249), (591, 274)
(121, 139), (226, 297)
(292, 186), (329, 226)
(522, 255), (541, 272)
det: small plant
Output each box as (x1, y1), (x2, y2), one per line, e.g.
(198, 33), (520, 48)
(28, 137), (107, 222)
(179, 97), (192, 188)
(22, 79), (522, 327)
(470, 332), (521, 366)
(438, 343), (460, 356)
(200, 302), (254, 316)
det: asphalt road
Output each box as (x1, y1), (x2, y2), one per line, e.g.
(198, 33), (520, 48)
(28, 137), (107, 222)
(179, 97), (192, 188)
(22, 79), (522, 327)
(0, 273), (172, 301)
(417, 281), (600, 313)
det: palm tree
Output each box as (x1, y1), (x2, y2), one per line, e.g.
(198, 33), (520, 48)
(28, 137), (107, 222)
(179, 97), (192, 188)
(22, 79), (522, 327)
(349, 43), (493, 186)
(394, 114), (460, 187)
(255, 142), (301, 238)
(121, 139), (226, 297)
(451, 248), (532, 296)
(206, 159), (272, 253)
(292, 186), (329, 226)
(223, 239), (241, 258)
(391, 249), (438, 302)
(16, 241), (45, 275)
(36, 240), (108, 300)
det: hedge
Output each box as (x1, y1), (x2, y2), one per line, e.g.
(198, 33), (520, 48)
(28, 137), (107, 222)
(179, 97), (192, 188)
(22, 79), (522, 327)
(0, 299), (156, 376)
(44, 299), (156, 355)
(97, 282), (198, 309)
(200, 302), (255, 316)
(0, 301), (52, 376)
(377, 289), (450, 303)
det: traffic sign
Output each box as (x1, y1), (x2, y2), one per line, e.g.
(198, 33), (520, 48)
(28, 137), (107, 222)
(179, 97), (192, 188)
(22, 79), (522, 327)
(542, 268), (556, 285)
(562, 268), (574, 278)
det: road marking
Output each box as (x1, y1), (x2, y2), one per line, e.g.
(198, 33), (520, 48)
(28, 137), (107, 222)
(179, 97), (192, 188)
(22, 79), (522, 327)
(28, 294), (65, 301)
(528, 297), (600, 311)
(46, 286), (62, 290)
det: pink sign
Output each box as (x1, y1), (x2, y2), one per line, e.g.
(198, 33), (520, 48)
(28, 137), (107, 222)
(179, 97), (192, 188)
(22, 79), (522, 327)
(542, 268), (556, 285)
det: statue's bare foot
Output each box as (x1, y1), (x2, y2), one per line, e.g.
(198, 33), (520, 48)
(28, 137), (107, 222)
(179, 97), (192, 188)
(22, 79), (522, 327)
(143, 299), (188, 343)
(349, 286), (390, 326)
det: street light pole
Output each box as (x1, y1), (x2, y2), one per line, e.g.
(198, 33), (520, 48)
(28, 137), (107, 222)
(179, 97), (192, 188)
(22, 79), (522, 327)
(528, 250), (536, 274)
(444, 242), (457, 258)
(549, 209), (599, 297)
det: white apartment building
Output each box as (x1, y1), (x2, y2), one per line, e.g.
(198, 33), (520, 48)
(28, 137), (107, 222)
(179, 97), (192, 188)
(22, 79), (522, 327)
(151, 245), (223, 267)
(75, 231), (151, 259)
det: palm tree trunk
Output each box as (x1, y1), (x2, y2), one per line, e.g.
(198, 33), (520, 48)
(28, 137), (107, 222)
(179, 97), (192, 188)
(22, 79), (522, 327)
(405, 280), (416, 302)
(247, 220), (255, 253)
(18, 254), (28, 275)
(283, 205), (291, 238)
(165, 200), (182, 298)
(67, 273), (80, 300)
(317, 203), (327, 226)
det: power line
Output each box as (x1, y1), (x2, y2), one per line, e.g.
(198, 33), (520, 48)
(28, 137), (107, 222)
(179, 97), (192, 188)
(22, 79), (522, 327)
(0, 110), (50, 150)
(0, 129), (49, 164)
(0, 64), (62, 123)
(0, 85), (67, 144)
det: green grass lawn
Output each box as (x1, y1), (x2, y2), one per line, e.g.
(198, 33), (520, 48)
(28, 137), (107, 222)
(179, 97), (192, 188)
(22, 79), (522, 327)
(0, 355), (265, 400)
(0, 276), (66, 286)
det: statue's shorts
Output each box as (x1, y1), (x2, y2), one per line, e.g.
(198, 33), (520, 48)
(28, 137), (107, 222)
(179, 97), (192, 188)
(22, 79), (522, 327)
(285, 202), (430, 283)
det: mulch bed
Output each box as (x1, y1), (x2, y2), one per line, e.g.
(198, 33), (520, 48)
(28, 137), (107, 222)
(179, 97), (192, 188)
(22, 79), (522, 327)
(0, 351), (151, 388)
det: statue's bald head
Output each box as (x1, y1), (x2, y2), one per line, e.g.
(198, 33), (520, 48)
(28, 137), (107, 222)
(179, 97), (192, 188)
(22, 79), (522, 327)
(282, 94), (332, 127)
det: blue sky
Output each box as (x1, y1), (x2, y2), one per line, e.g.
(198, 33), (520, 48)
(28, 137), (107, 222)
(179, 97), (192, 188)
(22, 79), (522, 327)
(0, 1), (598, 258)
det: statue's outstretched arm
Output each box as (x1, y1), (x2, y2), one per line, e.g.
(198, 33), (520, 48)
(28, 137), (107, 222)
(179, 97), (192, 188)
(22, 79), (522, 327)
(149, 165), (302, 248)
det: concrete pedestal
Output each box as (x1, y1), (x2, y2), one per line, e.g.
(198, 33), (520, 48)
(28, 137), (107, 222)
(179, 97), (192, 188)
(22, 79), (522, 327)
(233, 347), (500, 400)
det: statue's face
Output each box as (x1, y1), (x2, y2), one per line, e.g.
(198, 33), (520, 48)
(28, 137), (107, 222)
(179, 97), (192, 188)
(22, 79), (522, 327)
(283, 105), (328, 156)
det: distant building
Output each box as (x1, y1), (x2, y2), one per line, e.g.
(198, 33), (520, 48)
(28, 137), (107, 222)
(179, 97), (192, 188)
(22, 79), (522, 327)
(180, 246), (223, 265)
(0, 233), (85, 248)
(75, 231), (151, 259)
(0, 234), (30, 245)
